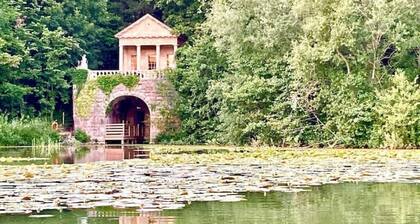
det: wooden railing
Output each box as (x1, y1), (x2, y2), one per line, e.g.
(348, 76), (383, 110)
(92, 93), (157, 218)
(88, 70), (165, 80)
(125, 124), (143, 139)
(105, 123), (125, 142)
(105, 123), (147, 144)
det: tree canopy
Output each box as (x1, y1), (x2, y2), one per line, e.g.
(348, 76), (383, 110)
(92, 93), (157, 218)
(0, 0), (419, 148)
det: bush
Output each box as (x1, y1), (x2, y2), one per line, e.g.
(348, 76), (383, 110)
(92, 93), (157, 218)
(372, 71), (420, 149)
(74, 129), (91, 143)
(0, 115), (60, 146)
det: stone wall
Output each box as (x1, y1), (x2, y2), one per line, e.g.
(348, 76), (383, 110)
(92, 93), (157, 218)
(73, 78), (170, 143)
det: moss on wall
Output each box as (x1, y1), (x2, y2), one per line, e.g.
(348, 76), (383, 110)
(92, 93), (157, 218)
(74, 75), (140, 118)
(75, 80), (98, 118)
(97, 75), (140, 95)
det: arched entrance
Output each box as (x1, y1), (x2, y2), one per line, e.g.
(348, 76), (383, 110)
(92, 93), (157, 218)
(106, 96), (150, 143)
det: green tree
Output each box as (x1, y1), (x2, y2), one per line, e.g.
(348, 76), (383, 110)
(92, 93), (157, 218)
(204, 0), (305, 145)
(160, 36), (229, 144)
(0, 0), (27, 114)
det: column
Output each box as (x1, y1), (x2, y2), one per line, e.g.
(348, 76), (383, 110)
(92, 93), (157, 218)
(136, 45), (141, 71)
(156, 45), (161, 70)
(119, 45), (124, 71)
(173, 44), (177, 68)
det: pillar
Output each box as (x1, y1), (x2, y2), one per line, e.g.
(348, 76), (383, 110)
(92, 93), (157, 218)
(156, 45), (161, 70)
(119, 45), (124, 71)
(136, 45), (141, 71)
(173, 44), (177, 68)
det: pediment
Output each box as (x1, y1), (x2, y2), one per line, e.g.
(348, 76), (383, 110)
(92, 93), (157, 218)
(115, 14), (176, 39)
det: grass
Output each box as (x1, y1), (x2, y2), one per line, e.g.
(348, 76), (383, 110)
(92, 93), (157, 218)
(0, 115), (60, 146)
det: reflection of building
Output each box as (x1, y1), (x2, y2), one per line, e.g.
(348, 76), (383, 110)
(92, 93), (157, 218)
(119, 216), (175, 224)
(73, 14), (178, 144)
(82, 210), (176, 224)
(59, 146), (149, 164)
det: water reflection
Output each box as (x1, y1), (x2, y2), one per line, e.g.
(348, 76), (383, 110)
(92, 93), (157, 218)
(0, 183), (418, 224)
(84, 211), (175, 224)
(59, 146), (150, 164)
(0, 145), (150, 165)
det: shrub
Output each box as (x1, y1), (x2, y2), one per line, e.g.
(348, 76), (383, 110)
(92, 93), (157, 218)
(74, 128), (91, 143)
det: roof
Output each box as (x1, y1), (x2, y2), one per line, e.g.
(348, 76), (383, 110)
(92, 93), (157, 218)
(115, 14), (177, 39)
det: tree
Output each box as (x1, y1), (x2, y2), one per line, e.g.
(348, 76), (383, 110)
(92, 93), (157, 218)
(160, 35), (229, 144)
(0, 0), (82, 116)
(0, 0), (27, 114)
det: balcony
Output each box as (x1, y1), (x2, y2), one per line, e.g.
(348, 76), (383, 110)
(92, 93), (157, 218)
(87, 70), (165, 80)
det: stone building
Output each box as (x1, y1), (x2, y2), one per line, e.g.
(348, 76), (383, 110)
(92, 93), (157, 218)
(73, 14), (177, 144)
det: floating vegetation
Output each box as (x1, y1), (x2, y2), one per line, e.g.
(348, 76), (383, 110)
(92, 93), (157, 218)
(0, 148), (419, 215)
(147, 147), (420, 165)
(0, 157), (48, 163)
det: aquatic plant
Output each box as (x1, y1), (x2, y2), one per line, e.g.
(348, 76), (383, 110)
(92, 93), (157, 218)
(31, 138), (61, 157)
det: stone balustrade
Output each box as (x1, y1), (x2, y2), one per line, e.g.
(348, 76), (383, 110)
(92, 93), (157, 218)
(88, 70), (165, 80)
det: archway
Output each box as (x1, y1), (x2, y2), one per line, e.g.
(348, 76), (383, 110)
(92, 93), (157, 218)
(106, 96), (150, 143)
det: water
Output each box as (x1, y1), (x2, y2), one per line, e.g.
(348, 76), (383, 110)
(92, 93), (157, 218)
(0, 183), (419, 224)
(0, 146), (149, 165)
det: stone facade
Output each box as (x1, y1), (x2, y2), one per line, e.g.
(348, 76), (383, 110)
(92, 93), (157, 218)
(73, 78), (168, 143)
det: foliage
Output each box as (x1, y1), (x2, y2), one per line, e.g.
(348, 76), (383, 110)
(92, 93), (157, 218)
(210, 74), (304, 146)
(156, 0), (212, 40)
(74, 128), (91, 143)
(202, 0), (305, 146)
(0, 0), (419, 148)
(181, 0), (420, 148)
(372, 71), (420, 149)
(0, 115), (59, 146)
(70, 69), (89, 91)
(317, 74), (376, 148)
(96, 75), (139, 95)
(158, 36), (229, 144)
(287, 0), (419, 148)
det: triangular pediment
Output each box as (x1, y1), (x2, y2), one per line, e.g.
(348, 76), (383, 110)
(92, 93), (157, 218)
(115, 14), (176, 38)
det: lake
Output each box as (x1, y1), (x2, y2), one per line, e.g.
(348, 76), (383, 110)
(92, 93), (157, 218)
(0, 183), (419, 224)
(1, 146), (419, 223)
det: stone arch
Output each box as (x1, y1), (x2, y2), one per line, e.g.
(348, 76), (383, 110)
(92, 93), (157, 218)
(107, 85), (154, 113)
(74, 81), (165, 144)
(104, 84), (161, 143)
(106, 95), (151, 143)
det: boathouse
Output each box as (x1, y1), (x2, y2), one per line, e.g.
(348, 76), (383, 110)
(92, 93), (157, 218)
(73, 14), (177, 144)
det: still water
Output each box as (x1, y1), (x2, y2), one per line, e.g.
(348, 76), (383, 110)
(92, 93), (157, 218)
(0, 145), (149, 165)
(0, 183), (419, 224)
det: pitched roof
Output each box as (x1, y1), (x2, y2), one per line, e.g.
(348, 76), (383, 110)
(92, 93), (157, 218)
(115, 14), (177, 39)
